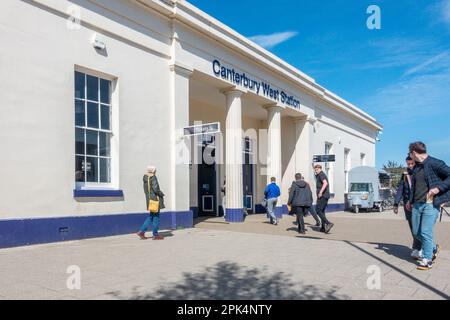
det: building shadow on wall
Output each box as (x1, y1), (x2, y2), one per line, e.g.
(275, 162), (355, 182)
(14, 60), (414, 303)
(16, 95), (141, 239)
(107, 261), (347, 300)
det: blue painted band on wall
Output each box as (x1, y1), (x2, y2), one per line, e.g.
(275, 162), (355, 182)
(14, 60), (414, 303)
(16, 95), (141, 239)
(327, 203), (346, 212)
(73, 189), (124, 198)
(0, 211), (193, 249)
(255, 204), (266, 214)
(225, 208), (245, 223)
(190, 207), (199, 219)
(274, 206), (283, 219)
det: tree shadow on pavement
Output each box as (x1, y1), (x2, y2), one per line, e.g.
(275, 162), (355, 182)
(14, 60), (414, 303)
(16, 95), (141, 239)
(108, 261), (348, 300)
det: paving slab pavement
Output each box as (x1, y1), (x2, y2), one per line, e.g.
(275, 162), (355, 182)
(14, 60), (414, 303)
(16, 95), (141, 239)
(0, 211), (449, 300)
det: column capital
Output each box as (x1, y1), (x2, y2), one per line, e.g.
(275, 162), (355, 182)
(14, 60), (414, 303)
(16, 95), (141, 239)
(170, 62), (193, 78)
(293, 115), (317, 125)
(221, 86), (248, 97)
(263, 103), (284, 112)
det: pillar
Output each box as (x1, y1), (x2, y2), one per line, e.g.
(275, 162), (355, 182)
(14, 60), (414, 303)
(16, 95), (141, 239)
(169, 63), (193, 212)
(223, 88), (246, 222)
(294, 115), (316, 185)
(265, 104), (284, 218)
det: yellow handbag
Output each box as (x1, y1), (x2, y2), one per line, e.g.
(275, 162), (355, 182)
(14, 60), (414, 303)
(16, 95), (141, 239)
(147, 176), (160, 214)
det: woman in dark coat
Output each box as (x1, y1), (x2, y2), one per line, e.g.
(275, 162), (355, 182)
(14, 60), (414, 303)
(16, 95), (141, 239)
(137, 166), (165, 240)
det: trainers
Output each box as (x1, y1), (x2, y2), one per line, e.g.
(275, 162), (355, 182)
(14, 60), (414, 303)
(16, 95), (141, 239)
(137, 232), (148, 240)
(417, 258), (433, 271)
(433, 244), (441, 262)
(411, 249), (423, 260)
(324, 223), (334, 234)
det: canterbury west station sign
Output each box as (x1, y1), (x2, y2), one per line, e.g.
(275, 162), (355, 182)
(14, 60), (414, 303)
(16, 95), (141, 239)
(212, 60), (301, 110)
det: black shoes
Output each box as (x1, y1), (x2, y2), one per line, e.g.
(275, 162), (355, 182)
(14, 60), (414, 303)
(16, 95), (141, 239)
(324, 223), (334, 234)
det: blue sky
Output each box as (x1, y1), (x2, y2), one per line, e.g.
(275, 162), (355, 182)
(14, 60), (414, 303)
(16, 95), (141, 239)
(188, 0), (450, 168)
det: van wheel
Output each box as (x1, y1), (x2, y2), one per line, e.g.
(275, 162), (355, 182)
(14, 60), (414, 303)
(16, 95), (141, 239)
(378, 205), (383, 213)
(354, 206), (359, 214)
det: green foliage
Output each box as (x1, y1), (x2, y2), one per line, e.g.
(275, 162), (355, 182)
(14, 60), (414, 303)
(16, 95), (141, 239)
(383, 161), (405, 190)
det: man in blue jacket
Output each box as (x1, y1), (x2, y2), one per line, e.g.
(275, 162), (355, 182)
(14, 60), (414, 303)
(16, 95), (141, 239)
(265, 177), (281, 225)
(394, 156), (422, 259)
(408, 142), (450, 270)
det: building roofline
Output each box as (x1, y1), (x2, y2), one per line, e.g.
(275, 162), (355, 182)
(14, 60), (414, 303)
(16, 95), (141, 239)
(137, 0), (383, 131)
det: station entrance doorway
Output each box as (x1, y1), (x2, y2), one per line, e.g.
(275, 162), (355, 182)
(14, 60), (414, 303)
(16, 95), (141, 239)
(197, 134), (218, 217)
(243, 137), (255, 214)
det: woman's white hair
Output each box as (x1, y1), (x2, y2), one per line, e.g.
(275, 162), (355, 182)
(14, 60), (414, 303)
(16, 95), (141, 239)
(146, 166), (156, 174)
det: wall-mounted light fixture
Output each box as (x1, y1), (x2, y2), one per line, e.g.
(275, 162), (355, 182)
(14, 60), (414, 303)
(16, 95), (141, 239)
(92, 34), (106, 50)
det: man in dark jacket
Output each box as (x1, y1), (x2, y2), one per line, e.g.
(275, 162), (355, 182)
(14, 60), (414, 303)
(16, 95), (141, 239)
(288, 173), (313, 234)
(394, 156), (422, 258)
(314, 165), (334, 233)
(408, 142), (450, 270)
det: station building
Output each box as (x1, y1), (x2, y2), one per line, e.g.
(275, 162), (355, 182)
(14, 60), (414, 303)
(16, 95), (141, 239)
(0, 0), (382, 248)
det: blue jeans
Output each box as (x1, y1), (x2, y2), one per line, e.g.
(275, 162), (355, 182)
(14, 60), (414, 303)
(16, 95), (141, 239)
(140, 214), (160, 236)
(267, 198), (278, 223)
(412, 203), (439, 260)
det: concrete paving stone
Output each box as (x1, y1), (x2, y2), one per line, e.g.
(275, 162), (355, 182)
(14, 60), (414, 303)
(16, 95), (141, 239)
(412, 288), (449, 300)
(325, 276), (368, 289)
(432, 261), (450, 273)
(334, 285), (386, 300)
(81, 273), (138, 289)
(0, 282), (61, 300)
(397, 273), (436, 290)
(381, 293), (421, 300)
(377, 284), (418, 297)
(368, 270), (405, 285)
(1, 213), (449, 300)
(59, 282), (119, 300)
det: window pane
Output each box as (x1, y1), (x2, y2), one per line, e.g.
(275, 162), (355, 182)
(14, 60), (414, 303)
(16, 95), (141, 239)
(99, 132), (111, 157)
(100, 158), (111, 183)
(101, 105), (110, 130)
(87, 102), (99, 129)
(75, 128), (85, 155)
(86, 130), (98, 156)
(86, 75), (99, 101)
(75, 72), (85, 99)
(75, 99), (85, 127)
(75, 156), (85, 182)
(100, 79), (111, 104)
(86, 157), (99, 182)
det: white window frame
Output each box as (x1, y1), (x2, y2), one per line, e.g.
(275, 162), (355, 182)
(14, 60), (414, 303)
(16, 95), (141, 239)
(74, 67), (119, 191)
(344, 148), (351, 193)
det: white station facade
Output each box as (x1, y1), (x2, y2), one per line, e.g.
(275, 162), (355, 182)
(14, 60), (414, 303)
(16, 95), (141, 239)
(0, 0), (382, 247)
